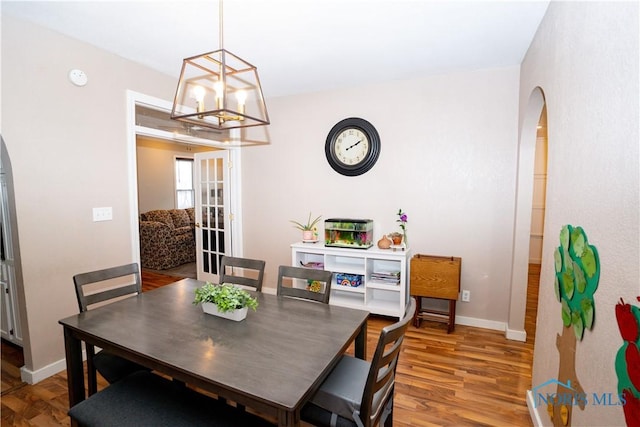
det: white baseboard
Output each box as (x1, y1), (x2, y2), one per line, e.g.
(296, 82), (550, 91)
(19, 349), (87, 385)
(21, 358), (68, 384)
(526, 389), (544, 427)
(506, 328), (527, 342)
(455, 315), (506, 332)
(262, 286), (277, 295)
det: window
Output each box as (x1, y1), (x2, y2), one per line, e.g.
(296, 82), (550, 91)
(175, 158), (194, 209)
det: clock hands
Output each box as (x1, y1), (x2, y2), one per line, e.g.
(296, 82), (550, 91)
(345, 139), (362, 151)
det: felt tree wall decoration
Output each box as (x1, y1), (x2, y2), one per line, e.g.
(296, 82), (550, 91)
(550, 225), (600, 426)
(615, 296), (640, 427)
(554, 225), (600, 340)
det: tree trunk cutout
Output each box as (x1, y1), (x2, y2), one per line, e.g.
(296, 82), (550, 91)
(549, 225), (600, 426)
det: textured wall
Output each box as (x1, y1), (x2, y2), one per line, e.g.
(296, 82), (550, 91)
(521, 2), (639, 425)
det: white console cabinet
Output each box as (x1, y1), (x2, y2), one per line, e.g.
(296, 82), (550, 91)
(291, 242), (410, 319)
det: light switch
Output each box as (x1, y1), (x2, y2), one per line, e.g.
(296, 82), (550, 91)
(93, 207), (113, 222)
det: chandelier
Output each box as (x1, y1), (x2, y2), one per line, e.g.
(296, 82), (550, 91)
(171, 0), (269, 130)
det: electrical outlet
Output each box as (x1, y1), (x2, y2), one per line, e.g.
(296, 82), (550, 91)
(461, 290), (471, 302)
(93, 207), (113, 222)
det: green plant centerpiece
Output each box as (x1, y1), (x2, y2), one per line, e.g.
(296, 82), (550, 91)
(193, 282), (258, 321)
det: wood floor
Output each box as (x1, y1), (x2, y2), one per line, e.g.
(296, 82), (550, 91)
(1, 265), (539, 426)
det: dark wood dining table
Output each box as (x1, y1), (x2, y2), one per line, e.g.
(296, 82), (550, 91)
(59, 278), (369, 427)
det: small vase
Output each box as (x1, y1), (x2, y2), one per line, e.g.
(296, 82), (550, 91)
(391, 234), (403, 245)
(377, 235), (392, 249)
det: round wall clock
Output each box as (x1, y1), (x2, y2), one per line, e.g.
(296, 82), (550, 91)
(325, 117), (381, 176)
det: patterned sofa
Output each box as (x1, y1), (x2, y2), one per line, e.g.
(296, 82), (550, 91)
(139, 208), (196, 270)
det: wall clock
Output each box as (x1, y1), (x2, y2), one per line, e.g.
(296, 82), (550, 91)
(325, 117), (381, 176)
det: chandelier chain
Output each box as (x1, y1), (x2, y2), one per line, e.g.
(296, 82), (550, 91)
(219, 0), (224, 50)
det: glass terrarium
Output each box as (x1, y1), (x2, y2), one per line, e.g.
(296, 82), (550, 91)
(324, 219), (373, 249)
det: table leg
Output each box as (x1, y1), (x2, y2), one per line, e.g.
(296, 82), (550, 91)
(63, 327), (86, 407)
(355, 320), (367, 360)
(277, 408), (299, 427)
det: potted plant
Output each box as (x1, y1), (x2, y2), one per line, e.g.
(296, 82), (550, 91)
(290, 212), (322, 241)
(193, 282), (258, 321)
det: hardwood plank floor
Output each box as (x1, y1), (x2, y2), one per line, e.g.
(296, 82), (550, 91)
(1, 265), (539, 426)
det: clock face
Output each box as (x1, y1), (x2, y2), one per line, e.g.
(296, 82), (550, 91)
(334, 128), (370, 166)
(325, 118), (380, 176)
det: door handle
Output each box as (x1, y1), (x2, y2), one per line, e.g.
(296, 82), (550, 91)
(195, 223), (201, 228)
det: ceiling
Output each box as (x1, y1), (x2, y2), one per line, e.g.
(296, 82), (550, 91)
(2, 1), (550, 99)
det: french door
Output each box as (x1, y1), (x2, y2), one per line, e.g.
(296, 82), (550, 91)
(194, 151), (231, 283)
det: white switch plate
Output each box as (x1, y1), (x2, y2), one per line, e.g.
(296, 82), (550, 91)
(93, 207), (113, 222)
(461, 290), (471, 302)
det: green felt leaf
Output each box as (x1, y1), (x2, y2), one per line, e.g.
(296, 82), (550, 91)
(554, 275), (561, 302)
(573, 260), (586, 293)
(562, 300), (572, 327)
(572, 311), (584, 340)
(560, 225), (570, 251)
(562, 271), (575, 300)
(582, 246), (597, 278)
(564, 249), (573, 271)
(554, 247), (563, 273)
(581, 298), (594, 329)
(571, 227), (586, 257)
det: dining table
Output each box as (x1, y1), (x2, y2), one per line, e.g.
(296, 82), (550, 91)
(59, 278), (369, 427)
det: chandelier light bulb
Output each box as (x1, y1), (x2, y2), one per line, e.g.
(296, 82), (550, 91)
(235, 90), (247, 115)
(214, 80), (225, 109)
(192, 85), (206, 115)
(193, 85), (205, 102)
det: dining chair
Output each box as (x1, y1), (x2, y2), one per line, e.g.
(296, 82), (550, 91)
(218, 255), (267, 411)
(73, 263), (150, 395)
(219, 255), (266, 291)
(277, 265), (333, 304)
(301, 298), (417, 427)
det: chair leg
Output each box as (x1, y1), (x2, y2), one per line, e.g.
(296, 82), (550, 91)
(86, 345), (98, 396)
(383, 395), (394, 427)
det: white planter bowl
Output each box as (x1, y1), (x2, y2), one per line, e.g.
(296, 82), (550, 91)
(201, 302), (248, 321)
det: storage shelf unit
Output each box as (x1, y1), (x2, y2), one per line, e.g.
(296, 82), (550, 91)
(291, 242), (410, 319)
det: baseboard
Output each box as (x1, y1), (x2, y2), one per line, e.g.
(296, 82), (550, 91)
(455, 315), (506, 332)
(526, 389), (544, 427)
(21, 358), (68, 384)
(20, 349), (87, 385)
(262, 286), (277, 295)
(506, 328), (527, 342)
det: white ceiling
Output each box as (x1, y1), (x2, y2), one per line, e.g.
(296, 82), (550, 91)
(2, 0), (550, 99)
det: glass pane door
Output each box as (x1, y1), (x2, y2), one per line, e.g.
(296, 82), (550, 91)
(195, 151), (230, 283)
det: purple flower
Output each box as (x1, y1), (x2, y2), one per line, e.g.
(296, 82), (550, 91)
(396, 209), (407, 233)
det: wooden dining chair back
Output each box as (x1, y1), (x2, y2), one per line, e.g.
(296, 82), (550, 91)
(73, 263), (149, 395)
(219, 256), (266, 291)
(301, 298), (416, 427)
(277, 265), (333, 304)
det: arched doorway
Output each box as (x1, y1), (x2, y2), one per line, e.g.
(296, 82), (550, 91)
(507, 87), (547, 342)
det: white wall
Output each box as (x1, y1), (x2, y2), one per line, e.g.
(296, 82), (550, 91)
(136, 137), (211, 213)
(521, 2), (639, 426)
(1, 15), (177, 374)
(242, 66), (520, 327)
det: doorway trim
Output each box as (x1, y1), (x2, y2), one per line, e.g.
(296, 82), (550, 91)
(506, 86), (546, 341)
(125, 91), (244, 270)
